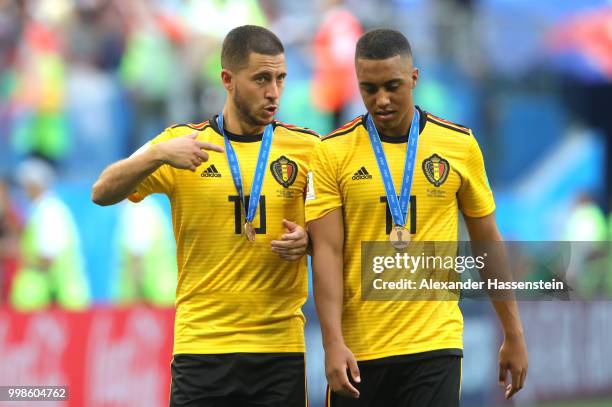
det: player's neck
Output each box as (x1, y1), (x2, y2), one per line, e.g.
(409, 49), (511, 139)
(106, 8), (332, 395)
(222, 105), (266, 136)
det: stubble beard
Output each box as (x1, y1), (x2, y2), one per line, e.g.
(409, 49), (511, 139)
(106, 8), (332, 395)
(233, 86), (270, 128)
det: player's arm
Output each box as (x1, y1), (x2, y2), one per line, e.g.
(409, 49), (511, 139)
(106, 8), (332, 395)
(92, 133), (223, 206)
(464, 212), (528, 400)
(309, 209), (361, 399)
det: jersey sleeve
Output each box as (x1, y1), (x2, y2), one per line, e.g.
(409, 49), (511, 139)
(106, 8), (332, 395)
(305, 141), (343, 223)
(457, 131), (496, 218)
(128, 128), (176, 203)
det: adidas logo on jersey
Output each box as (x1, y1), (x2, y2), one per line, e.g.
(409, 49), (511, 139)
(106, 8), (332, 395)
(201, 164), (221, 178)
(352, 167), (373, 180)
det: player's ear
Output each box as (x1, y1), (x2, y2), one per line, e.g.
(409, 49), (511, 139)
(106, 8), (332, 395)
(411, 67), (419, 89)
(221, 69), (234, 92)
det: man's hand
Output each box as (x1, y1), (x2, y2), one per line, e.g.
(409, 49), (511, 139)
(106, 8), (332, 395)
(271, 219), (308, 261)
(325, 341), (361, 399)
(155, 132), (224, 172)
(498, 331), (528, 399)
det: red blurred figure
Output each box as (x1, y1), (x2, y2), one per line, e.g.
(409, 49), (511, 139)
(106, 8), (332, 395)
(0, 178), (22, 304)
(311, 0), (363, 128)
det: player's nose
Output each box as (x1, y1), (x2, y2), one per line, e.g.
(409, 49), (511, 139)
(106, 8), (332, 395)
(265, 82), (280, 101)
(376, 94), (391, 109)
(374, 88), (391, 107)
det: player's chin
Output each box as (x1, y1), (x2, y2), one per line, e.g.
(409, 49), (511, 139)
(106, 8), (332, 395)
(372, 116), (396, 131)
(255, 112), (275, 126)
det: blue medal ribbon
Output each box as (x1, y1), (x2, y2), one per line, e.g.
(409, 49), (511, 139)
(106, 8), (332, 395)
(365, 109), (420, 230)
(217, 114), (274, 225)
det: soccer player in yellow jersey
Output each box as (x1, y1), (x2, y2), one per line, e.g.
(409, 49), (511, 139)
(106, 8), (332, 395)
(92, 26), (319, 406)
(306, 29), (528, 406)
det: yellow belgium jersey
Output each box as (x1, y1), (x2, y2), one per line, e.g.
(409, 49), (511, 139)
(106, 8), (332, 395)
(129, 116), (320, 355)
(305, 107), (495, 361)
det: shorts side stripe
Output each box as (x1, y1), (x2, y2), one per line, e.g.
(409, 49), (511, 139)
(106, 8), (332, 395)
(459, 358), (463, 399)
(304, 354), (308, 407)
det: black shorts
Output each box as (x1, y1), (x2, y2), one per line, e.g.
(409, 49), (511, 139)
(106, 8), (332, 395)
(170, 353), (307, 407)
(326, 350), (462, 407)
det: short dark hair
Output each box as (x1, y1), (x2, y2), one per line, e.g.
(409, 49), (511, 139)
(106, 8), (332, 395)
(355, 28), (412, 61)
(221, 25), (284, 71)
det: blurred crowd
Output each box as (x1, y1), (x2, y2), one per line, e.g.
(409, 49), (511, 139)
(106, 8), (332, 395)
(0, 0), (611, 308)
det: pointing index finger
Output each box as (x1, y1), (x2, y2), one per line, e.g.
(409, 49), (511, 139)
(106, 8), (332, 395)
(195, 141), (224, 153)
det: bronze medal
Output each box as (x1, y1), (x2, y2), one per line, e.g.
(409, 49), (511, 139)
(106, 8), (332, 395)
(244, 222), (256, 242)
(389, 225), (410, 250)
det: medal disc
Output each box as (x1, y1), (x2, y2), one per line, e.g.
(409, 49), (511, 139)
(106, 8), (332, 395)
(244, 222), (256, 242)
(389, 226), (410, 250)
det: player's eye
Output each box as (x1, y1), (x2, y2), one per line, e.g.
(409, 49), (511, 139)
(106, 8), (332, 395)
(255, 76), (267, 84)
(386, 82), (400, 91)
(361, 85), (377, 94)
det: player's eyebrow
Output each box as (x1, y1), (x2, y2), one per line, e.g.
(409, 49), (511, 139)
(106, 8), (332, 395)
(359, 78), (403, 87)
(252, 70), (270, 78)
(359, 80), (376, 87)
(251, 69), (287, 79)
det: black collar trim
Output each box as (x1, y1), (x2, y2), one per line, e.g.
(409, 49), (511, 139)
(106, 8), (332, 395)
(209, 115), (267, 143)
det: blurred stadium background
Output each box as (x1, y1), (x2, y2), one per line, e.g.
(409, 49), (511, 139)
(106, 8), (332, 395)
(1, 0), (611, 406)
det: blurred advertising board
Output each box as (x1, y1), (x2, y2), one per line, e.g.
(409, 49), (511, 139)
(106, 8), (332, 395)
(0, 307), (174, 407)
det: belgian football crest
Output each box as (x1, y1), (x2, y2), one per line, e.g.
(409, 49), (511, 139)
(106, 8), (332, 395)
(270, 155), (298, 188)
(422, 154), (450, 187)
